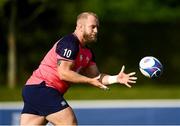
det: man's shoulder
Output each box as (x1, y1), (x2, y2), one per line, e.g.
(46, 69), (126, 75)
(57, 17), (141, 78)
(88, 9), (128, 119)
(60, 33), (79, 45)
(55, 34), (80, 59)
(56, 34), (79, 49)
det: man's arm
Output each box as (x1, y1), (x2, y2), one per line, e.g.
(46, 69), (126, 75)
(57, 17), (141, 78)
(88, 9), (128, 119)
(57, 60), (108, 90)
(80, 64), (100, 78)
(83, 65), (137, 88)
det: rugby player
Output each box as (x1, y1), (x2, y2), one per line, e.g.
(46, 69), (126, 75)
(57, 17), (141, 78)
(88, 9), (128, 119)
(20, 11), (137, 125)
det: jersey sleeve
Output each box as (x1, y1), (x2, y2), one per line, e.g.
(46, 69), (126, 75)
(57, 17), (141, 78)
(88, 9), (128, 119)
(56, 35), (79, 61)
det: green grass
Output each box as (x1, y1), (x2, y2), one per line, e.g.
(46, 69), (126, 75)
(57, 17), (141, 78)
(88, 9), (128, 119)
(0, 83), (180, 101)
(0, 86), (23, 101)
(64, 83), (180, 100)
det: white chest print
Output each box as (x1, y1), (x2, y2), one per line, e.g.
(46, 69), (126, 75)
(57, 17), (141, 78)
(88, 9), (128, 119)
(80, 55), (83, 61)
(86, 57), (90, 63)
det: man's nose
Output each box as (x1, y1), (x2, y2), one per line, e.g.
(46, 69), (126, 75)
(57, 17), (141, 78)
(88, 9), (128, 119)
(94, 27), (98, 33)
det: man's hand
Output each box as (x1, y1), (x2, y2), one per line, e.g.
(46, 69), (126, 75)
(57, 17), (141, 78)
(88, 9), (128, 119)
(91, 76), (109, 90)
(117, 65), (137, 88)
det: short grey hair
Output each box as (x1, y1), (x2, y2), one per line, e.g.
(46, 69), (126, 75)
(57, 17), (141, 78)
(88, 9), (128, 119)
(76, 12), (98, 25)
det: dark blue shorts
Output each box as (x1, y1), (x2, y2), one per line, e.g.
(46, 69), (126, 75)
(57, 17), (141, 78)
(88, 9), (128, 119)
(21, 81), (69, 116)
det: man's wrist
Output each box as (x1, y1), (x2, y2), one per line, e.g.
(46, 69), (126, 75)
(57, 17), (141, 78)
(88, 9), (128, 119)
(107, 75), (118, 84)
(98, 73), (107, 83)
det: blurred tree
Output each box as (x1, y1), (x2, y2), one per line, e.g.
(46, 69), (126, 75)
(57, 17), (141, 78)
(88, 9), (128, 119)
(101, 0), (180, 22)
(7, 0), (17, 89)
(0, 0), (56, 88)
(0, 0), (17, 88)
(0, 0), (180, 87)
(0, 0), (8, 87)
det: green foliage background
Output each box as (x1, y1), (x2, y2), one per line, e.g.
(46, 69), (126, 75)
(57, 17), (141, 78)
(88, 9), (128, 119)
(0, 0), (180, 100)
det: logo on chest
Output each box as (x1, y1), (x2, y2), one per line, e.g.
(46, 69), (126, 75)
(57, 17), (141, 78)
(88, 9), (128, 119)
(80, 54), (83, 61)
(79, 55), (90, 63)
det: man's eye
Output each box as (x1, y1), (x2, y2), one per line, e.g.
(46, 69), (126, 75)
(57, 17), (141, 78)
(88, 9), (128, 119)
(92, 26), (95, 28)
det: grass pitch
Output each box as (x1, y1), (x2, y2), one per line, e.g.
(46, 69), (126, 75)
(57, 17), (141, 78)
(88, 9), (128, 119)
(0, 83), (180, 101)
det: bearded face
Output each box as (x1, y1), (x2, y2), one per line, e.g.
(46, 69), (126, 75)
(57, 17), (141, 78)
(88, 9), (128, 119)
(83, 29), (97, 43)
(81, 15), (99, 44)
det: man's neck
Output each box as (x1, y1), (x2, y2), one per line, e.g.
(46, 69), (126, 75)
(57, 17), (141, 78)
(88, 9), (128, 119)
(73, 31), (86, 47)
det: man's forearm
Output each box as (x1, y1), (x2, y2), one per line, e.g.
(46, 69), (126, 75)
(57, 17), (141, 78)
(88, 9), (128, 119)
(59, 69), (92, 84)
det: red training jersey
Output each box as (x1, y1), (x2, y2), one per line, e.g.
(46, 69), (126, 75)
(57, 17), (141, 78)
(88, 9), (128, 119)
(26, 34), (96, 94)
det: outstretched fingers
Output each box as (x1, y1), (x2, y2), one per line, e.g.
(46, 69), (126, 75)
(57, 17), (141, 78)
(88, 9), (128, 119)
(128, 72), (136, 76)
(100, 85), (109, 90)
(128, 72), (137, 85)
(128, 80), (136, 83)
(125, 79), (136, 88)
(120, 65), (125, 73)
(130, 77), (137, 80)
(124, 83), (132, 88)
(128, 72), (137, 81)
(118, 66), (137, 88)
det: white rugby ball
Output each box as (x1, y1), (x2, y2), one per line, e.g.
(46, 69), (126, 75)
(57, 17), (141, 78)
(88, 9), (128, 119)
(139, 56), (163, 78)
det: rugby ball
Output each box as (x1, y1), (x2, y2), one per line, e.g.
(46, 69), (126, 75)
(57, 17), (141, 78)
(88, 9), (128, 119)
(139, 56), (163, 78)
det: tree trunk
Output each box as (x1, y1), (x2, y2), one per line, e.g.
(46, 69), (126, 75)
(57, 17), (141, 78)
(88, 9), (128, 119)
(7, 0), (16, 88)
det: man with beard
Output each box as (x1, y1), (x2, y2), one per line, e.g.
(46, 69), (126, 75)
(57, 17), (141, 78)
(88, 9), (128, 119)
(20, 12), (137, 125)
